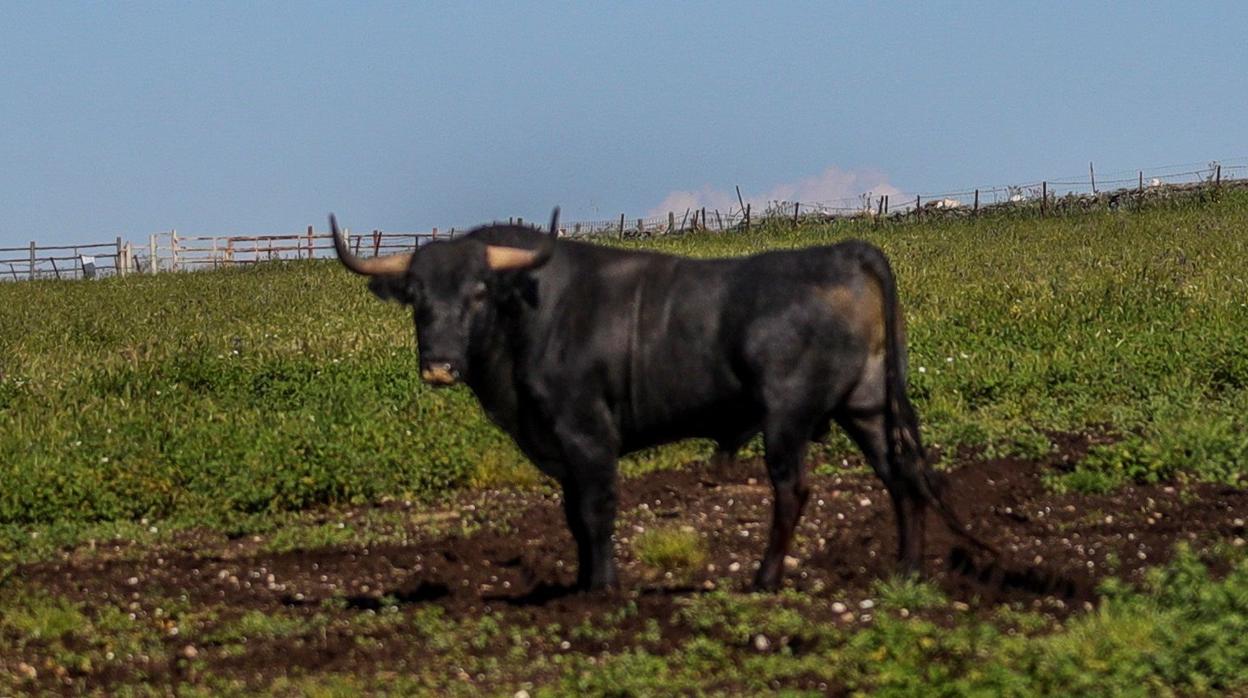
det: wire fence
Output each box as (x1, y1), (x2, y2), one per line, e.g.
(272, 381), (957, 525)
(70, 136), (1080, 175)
(3, 156), (1246, 281)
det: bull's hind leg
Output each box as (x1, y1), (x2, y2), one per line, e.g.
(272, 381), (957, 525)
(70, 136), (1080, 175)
(838, 412), (927, 575)
(754, 414), (815, 592)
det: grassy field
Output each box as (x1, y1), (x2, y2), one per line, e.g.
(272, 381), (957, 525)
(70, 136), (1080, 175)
(2, 188), (1248, 694)
(3, 189), (1246, 526)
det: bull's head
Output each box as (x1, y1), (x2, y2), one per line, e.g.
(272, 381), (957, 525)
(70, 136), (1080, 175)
(330, 209), (559, 387)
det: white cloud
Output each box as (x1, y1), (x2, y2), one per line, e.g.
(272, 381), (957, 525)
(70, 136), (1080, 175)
(647, 166), (900, 218)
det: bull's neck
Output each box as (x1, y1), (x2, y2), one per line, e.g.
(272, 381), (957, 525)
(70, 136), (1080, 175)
(465, 323), (519, 434)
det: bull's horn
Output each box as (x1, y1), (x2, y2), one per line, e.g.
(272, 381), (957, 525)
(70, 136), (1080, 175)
(329, 213), (413, 276)
(485, 206), (560, 271)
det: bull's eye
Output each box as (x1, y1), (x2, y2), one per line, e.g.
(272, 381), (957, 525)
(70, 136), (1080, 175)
(470, 281), (488, 304)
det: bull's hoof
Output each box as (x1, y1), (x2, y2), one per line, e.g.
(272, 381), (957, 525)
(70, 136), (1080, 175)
(751, 573), (782, 593)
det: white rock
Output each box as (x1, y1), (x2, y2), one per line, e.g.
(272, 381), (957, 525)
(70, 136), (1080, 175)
(831, 601), (847, 614)
(858, 599), (875, 610)
(753, 634), (771, 652)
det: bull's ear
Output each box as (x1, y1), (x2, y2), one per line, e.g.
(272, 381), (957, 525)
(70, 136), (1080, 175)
(367, 274), (413, 304)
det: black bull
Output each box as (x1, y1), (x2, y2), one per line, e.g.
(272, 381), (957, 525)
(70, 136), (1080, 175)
(330, 211), (988, 592)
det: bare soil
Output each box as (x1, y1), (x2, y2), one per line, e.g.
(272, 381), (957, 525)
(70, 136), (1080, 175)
(10, 433), (1248, 694)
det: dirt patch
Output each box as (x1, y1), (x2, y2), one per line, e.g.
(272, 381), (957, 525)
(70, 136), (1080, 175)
(8, 434), (1247, 693)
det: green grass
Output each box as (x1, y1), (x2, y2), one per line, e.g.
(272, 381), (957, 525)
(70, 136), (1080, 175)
(632, 525), (709, 578)
(1, 190), (1246, 526)
(551, 546), (1248, 697)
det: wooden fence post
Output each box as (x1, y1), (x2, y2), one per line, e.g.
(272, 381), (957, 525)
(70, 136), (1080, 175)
(115, 236), (125, 276)
(973, 189), (979, 213)
(618, 213), (625, 239)
(171, 230), (180, 271)
(876, 195), (884, 223)
(792, 202), (800, 227)
(149, 234), (157, 274)
(915, 195), (921, 218)
(1041, 182), (1047, 216)
(1139, 171), (1144, 193)
(28, 241), (36, 280)
(306, 225), (314, 259)
(884, 195), (889, 214)
(1216, 164), (1222, 188)
(668, 211), (675, 233)
(744, 203), (751, 232)
(372, 230), (381, 256)
(1090, 161), (1097, 193)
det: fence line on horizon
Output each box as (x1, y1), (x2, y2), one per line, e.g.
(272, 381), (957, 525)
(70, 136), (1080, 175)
(3, 157), (1246, 281)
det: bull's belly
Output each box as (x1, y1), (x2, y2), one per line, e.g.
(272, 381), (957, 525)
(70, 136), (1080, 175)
(618, 393), (761, 455)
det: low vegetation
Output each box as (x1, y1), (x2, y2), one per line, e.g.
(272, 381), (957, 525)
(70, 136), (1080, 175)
(2, 186), (1246, 693)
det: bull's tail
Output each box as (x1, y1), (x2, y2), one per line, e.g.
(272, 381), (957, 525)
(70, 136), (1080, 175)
(855, 243), (998, 557)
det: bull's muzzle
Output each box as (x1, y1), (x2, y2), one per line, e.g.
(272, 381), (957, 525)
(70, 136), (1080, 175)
(420, 362), (460, 386)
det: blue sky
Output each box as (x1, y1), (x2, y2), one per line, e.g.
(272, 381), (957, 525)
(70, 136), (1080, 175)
(2, 2), (1246, 246)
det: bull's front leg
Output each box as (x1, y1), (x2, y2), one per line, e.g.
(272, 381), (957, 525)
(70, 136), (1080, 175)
(553, 426), (621, 591)
(561, 468), (618, 590)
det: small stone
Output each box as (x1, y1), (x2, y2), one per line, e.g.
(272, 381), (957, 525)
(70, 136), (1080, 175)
(858, 498), (872, 507)
(753, 634), (771, 652)
(1233, 538), (1245, 548)
(728, 562), (741, 573)
(17, 662), (37, 680)
(839, 612), (855, 622)
(858, 599), (875, 610)
(559, 641), (571, 651)
(514, 691), (531, 698)
(181, 645), (198, 659)
(952, 601), (970, 612)
(831, 601), (847, 614)
(126, 576), (139, 586)
(783, 556), (799, 571)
